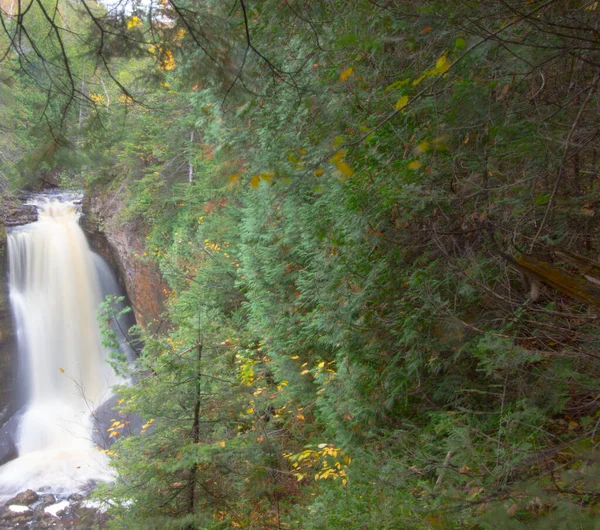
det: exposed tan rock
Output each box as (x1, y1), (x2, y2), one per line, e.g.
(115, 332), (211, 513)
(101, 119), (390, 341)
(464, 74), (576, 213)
(82, 192), (168, 334)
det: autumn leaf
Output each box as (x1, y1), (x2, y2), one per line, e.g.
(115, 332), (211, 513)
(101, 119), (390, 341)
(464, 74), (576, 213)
(415, 140), (430, 154)
(260, 172), (275, 183)
(339, 66), (354, 81)
(250, 175), (261, 189)
(435, 55), (450, 74)
(229, 173), (242, 183)
(412, 74), (427, 86)
(408, 160), (423, 170)
(336, 161), (354, 177)
(395, 96), (409, 111)
(384, 79), (410, 92)
(314, 168), (325, 176)
(127, 16), (142, 29)
(329, 150), (346, 164)
(59, 368), (65, 373)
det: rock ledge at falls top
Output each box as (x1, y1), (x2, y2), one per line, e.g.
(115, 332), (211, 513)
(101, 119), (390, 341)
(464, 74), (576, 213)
(0, 489), (110, 529)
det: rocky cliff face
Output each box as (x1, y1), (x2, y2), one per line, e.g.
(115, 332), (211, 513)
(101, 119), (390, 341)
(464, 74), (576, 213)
(82, 192), (168, 334)
(0, 225), (18, 429)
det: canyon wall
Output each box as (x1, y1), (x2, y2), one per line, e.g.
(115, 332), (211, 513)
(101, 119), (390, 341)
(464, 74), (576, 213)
(82, 192), (168, 335)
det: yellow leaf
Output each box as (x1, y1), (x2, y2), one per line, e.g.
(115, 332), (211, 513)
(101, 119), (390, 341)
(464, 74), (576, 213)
(297, 413), (305, 420)
(300, 370), (310, 375)
(250, 175), (260, 189)
(417, 140), (430, 153)
(336, 161), (355, 177)
(229, 173), (242, 183)
(395, 96), (409, 111)
(59, 368), (65, 373)
(384, 79), (410, 92)
(127, 16), (141, 29)
(246, 408), (254, 414)
(333, 136), (345, 148)
(435, 55), (450, 74)
(330, 150), (346, 164)
(408, 160), (423, 170)
(314, 168), (325, 177)
(412, 74), (427, 86)
(260, 172), (275, 183)
(339, 66), (354, 82)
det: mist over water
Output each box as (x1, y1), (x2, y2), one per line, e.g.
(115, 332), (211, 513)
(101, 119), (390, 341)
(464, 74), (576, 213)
(0, 196), (117, 499)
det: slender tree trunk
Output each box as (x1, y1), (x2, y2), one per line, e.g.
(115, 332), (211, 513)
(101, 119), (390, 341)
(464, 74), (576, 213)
(78, 61), (86, 129)
(186, 342), (202, 528)
(188, 130), (194, 184)
(100, 76), (110, 108)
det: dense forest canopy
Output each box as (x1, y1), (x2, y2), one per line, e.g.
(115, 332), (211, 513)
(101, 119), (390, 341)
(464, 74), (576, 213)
(2, 0), (600, 528)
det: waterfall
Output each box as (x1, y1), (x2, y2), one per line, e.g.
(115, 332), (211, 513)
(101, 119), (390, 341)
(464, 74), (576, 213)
(0, 194), (117, 498)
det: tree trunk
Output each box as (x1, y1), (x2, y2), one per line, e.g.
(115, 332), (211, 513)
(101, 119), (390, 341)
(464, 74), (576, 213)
(186, 342), (202, 528)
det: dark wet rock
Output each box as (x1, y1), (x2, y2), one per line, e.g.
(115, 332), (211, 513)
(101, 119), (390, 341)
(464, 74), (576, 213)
(0, 507), (33, 528)
(0, 224), (19, 443)
(1, 491), (111, 529)
(2, 194), (38, 227)
(93, 394), (143, 450)
(39, 494), (56, 506)
(3, 206), (37, 227)
(33, 503), (54, 520)
(7, 489), (38, 506)
(0, 412), (20, 466)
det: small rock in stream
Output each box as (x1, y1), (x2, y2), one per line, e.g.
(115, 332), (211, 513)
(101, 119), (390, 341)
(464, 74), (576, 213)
(6, 489), (38, 506)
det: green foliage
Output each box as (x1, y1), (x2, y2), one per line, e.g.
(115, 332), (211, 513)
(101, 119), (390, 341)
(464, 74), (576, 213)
(5, 0), (600, 528)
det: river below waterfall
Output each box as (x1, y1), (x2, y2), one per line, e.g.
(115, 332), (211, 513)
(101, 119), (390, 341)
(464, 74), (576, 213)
(0, 192), (124, 501)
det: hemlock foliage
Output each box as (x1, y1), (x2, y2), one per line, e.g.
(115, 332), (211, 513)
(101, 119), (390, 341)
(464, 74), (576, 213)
(3, 0), (600, 528)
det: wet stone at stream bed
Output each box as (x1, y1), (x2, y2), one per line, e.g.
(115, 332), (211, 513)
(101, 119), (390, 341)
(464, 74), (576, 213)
(0, 490), (110, 529)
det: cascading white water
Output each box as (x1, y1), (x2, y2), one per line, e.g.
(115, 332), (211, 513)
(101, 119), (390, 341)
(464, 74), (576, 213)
(0, 195), (117, 498)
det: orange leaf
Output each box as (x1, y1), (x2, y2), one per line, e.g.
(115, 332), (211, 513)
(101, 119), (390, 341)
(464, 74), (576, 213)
(336, 161), (354, 177)
(339, 66), (354, 82)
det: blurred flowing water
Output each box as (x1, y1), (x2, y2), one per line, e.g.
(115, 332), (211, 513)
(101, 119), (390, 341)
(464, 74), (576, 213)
(0, 193), (119, 499)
